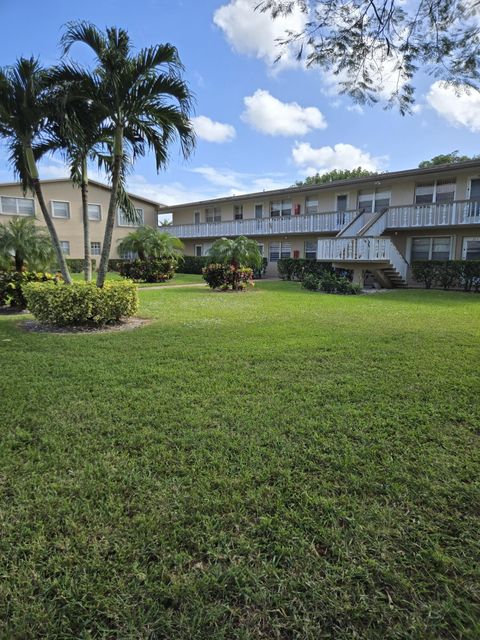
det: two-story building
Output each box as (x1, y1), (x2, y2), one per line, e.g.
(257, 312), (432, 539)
(0, 178), (161, 263)
(161, 160), (480, 287)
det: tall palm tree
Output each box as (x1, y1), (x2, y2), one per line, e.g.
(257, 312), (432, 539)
(208, 236), (262, 270)
(59, 22), (195, 287)
(0, 58), (72, 283)
(118, 226), (184, 260)
(0, 217), (54, 271)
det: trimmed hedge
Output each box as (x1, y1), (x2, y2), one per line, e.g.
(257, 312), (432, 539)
(301, 271), (361, 295)
(411, 260), (480, 291)
(176, 255), (208, 274)
(0, 271), (58, 309)
(118, 258), (177, 283)
(277, 258), (334, 281)
(62, 258), (96, 274)
(23, 281), (139, 326)
(202, 264), (254, 291)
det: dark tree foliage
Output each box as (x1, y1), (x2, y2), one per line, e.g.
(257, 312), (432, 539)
(418, 151), (480, 168)
(295, 166), (377, 186)
(258, 0), (480, 113)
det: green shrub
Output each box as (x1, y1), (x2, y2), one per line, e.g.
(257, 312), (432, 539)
(63, 258), (96, 274)
(23, 281), (139, 326)
(301, 274), (319, 291)
(253, 257), (268, 279)
(317, 272), (360, 295)
(119, 258), (177, 282)
(108, 259), (124, 272)
(176, 256), (208, 274)
(277, 258), (333, 281)
(0, 270), (58, 309)
(411, 260), (480, 291)
(202, 263), (254, 291)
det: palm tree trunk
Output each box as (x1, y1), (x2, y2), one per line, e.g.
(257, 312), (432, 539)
(14, 253), (23, 272)
(80, 159), (92, 282)
(96, 126), (123, 287)
(25, 147), (72, 284)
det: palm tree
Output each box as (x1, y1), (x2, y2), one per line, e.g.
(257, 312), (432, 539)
(118, 226), (184, 260)
(59, 21), (195, 287)
(208, 236), (262, 270)
(0, 58), (72, 283)
(0, 217), (54, 271)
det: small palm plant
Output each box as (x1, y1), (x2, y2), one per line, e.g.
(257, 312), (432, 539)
(208, 236), (262, 270)
(0, 218), (54, 271)
(118, 226), (184, 261)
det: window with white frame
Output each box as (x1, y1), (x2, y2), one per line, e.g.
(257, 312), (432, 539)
(88, 203), (101, 221)
(52, 201), (70, 219)
(280, 242), (291, 259)
(205, 207), (221, 223)
(305, 240), (317, 260)
(358, 189), (390, 213)
(59, 240), (70, 255)
(234, 204), (243, 220)
(90, 241), (101, 256)
(195, 244), (203, 257)
(270, 199), (292, 217)
(462, 237), (480, 260)
(120, 250), (137, 260)
(269, 242), (280, 261)
(411, 237), (452, 261)
(117, 208), (144, 227)
(0, 195), (34, 216)
(415, 178), (456, 204)
(305, 196), (319, 215)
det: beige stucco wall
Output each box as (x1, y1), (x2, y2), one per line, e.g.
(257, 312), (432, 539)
(0, 180), (159, 261)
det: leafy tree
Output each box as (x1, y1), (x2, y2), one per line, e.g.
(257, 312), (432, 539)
(208, 236), (263, 270)
(158, 218), (173, 227)
(0, 58), (72, 282)
(295, 167), (377, 186)
(59, 21), (195, 287)
(118, 226), (184, 261)
(418, 151), (480, 168)
(258, 0), (480, 113)
(0, 217), (54, 271)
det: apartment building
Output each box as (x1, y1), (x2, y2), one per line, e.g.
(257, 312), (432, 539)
(0, 178), (161, 263)
(160, 160), (480, 286)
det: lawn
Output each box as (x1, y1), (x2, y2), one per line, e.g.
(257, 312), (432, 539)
(1, 282), (479, 639)
(70, 271), (204, 287)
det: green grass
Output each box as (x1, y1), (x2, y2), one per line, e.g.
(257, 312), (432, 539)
(1, 282), (479, 639)
(70, 271), (204, 287)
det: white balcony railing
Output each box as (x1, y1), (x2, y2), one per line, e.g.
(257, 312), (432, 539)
(386, 199), (480, 228)
(165, 210), (357, 239)
(317, 236), (408, 280)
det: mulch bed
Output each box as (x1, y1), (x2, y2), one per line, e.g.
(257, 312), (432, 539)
(18, 317), (150, 335)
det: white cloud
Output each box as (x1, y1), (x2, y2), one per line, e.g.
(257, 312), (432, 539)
(426, 82), (480, 132)
(192, 115), (236, 143)
(346, 104), (364, 115)
(292, 142), (387, 174)
(191, 165), (288, 194)
(213, 0), (307, 70)
(242, 89), (327, 136)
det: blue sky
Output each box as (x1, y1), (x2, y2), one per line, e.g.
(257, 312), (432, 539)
(0, 0), (479, 207)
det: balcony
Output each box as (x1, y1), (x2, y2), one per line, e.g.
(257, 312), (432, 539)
(385, 199), (480, 229)
(165, 210), (357, 239)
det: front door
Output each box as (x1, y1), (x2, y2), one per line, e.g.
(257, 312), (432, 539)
(470, 179), (480, 200)
(336, 195), (347, 224)
(255, 204), (263, 219)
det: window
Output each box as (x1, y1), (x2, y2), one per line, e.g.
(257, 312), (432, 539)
(120, 250), (137, 260)
(59, 241), (70, 255)
(195, 245), (203, 257)
(270, 200), (292, 217)
(52, 201), (70, 219)
(358, 190), (390, 213)
(336, 194), (348, 211)
(90, 241), (101, 256)
(462, 237), (480, 260)
(415, 179), (456, 204)
(0, 195), (34, 216)
(269, 242), (280, 261)
(205, 207), (221, 223)
(255, 204), (263, 219)
(88, 204), (101, 221)
(194, 211), (200, 224)
(305, 240), (317, 260)
(411, 237), (452, 261)
(118, 208), (144, 227)
(305, 196), (319, 215)
(281, 242), (292, 259)
(234, 204), (243, 220)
